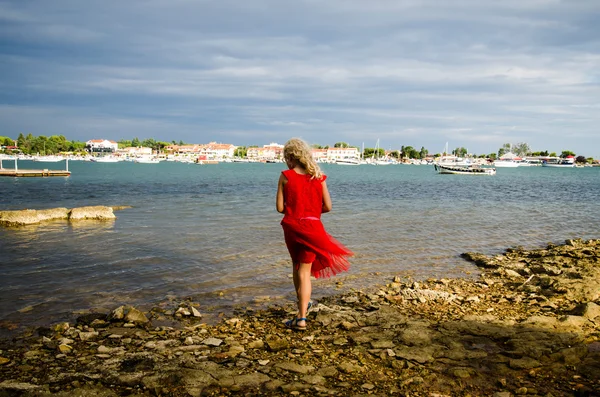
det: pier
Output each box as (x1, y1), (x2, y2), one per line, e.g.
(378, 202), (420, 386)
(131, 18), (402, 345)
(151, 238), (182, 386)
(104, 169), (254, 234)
(0, 158), (71, 177)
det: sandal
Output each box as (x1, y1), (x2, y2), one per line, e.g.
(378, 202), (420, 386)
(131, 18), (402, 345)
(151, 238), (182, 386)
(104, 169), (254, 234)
(285, 317), (307, 331)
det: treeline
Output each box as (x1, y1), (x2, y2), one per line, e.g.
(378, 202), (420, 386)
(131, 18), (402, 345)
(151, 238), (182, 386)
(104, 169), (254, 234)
(0, 134), (188, 155)
(0, 134), (87, 155)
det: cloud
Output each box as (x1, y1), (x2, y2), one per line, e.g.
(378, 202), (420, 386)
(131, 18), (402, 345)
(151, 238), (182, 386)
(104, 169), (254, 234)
(0, 0), (599, 156)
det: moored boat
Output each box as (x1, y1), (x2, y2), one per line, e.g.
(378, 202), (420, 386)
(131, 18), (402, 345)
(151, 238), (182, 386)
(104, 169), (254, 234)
(542, 156), (576, 168)
(434, 164), (496, 175)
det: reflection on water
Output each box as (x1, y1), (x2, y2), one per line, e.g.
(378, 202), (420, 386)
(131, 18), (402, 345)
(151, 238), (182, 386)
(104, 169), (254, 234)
(1, 162), (599, 334)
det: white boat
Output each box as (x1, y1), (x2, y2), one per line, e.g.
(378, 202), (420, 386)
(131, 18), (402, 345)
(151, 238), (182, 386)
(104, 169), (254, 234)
(335, 158), (361, 165)
(434, 163), (496, 175)
(135, 156), (161, 164)
(93, 156), (121, 163)
(542, 156), (575, 168)
(34, 155), (65, 162)
(518, 159), (542, 166)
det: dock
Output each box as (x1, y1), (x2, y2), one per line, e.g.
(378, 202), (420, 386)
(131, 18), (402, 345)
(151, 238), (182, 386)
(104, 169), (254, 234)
(0, 169), (71, 177)
(0, 158), (71, 177)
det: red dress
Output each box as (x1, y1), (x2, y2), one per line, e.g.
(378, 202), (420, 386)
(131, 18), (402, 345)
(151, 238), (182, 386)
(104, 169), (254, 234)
(281, 169), (353, 279)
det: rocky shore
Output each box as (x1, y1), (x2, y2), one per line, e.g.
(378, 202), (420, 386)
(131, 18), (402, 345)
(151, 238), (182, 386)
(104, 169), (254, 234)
(1, 239), (599, 396)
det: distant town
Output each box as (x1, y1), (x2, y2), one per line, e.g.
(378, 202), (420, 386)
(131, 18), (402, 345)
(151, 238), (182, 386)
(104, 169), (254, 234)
(0, 134), (598, 165)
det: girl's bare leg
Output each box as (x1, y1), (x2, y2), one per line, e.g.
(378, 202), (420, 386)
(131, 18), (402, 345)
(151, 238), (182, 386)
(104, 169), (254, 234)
(295, 262), (312, 327)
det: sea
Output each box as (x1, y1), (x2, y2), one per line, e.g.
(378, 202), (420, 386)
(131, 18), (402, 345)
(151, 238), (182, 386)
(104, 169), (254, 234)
(1, 160), (599, 335)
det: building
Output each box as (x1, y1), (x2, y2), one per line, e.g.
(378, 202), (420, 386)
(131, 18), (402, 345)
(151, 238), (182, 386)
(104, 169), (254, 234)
(86, 139), (119, 153)
(247, 143), (284, 160)
(326, 147), (360, 161)
(118, 147), (153, 156)
(311, 148), (328, 162)
(200, 142), (236, 159)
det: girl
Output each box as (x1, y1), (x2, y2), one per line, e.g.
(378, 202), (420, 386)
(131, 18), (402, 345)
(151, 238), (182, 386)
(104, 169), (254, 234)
(276, 138), (353, 330)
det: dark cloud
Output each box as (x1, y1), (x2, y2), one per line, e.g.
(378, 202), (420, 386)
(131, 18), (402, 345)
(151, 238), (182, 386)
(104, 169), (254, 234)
(0, 0), (599, 156)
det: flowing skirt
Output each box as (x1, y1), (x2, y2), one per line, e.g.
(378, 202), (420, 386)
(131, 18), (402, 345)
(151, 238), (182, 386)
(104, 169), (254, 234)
(281, 217), (353, 279)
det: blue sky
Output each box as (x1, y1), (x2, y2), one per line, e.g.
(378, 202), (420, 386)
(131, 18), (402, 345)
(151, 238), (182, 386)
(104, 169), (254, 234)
(1, 0), (599, 156)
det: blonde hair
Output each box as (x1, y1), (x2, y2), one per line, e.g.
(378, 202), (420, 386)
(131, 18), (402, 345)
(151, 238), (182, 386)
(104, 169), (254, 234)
(283, 138), (323, 179)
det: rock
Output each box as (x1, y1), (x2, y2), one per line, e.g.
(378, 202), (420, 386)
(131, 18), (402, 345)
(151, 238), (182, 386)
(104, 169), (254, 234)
(0, 208), (69, 226)
(274, 361), (315, 374)
(580, 302), (600, 320)
(509, 357), (541, 369)
(109, 305), (149, 325)
(266, 337), (288, 352)
(202, 337), (223, 347)
(0, 206), (119, 226)
(69, 206), (116, 221)
(0, 381), (43, 392)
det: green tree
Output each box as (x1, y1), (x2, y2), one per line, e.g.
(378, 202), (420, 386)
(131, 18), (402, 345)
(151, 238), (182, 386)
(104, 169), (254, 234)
(401, 146), (418, 159)
(419, 146), (428, 159)
(575, 155), (586, 164)
(512, 142), (530, 157)
(235, 146), (247, 157)
(560, 150), (575, 158)
(334, 142), (349, 148)
(131, 137), (141, 147)
(453, 147), (467, 157)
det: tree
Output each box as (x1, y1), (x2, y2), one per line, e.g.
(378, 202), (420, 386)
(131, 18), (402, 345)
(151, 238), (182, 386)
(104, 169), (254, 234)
(131, 137), (141, 147)
(453, 147), (467, 157)
(488, 153), (497, 160)
(498, 143), (511, 158)
(419, 146), (428, 159)
(575, 155), (587, 164)
(560, 150), (575, 158)
(401, 146), (418, 159)
(234, 146), (247, 157)
(334, 142), (349, 148)
(512, 142), (530, 157)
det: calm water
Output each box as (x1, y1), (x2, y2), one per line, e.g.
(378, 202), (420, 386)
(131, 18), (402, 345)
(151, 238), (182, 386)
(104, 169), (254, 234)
(1, 160), (599, 332)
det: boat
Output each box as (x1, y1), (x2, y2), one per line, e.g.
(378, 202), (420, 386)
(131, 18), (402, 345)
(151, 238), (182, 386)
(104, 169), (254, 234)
(134, 156), (161, 164)
(33, 155), (65, 162)
(542, 156), (576, 168)
(434, 163), (496, 175)
(93, 156), (121, 163)
(518, 159), (542, 166)
(335, 158), (361, 165)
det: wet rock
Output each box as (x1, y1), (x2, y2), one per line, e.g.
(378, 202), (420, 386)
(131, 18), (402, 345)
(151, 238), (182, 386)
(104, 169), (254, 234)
(69, 206), (116, 221)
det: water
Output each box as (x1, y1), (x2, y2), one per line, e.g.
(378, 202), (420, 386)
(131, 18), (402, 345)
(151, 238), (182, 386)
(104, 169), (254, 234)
(1, 161), (599, 332)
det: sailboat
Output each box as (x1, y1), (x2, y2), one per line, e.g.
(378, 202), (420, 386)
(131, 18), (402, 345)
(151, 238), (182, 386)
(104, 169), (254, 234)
(371, 139), (391, 165)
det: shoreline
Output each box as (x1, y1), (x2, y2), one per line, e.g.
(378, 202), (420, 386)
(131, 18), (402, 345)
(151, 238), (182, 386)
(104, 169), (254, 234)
(1, 239), (599, 396)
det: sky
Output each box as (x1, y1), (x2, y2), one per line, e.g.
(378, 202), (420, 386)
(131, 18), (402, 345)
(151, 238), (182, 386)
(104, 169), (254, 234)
(1, 0), (599, 156)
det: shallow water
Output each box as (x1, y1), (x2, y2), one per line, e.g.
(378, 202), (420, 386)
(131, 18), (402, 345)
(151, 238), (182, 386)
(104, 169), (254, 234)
(1, 161), (599, 331)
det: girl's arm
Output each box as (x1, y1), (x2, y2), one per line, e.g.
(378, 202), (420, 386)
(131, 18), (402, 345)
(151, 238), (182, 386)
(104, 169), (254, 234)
(276, 173), (286, 213)
(322, 180), (332, 213)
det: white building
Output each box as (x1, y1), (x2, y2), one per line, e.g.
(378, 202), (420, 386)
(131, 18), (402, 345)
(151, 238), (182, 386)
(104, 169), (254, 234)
(86, 139), (119, 153)
(200, 142), (236, 159)
(327, 147), (360, 161)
